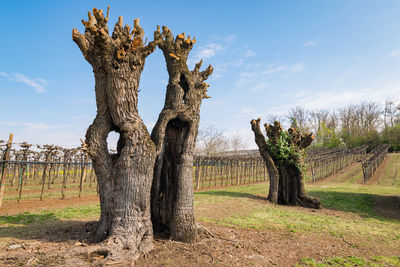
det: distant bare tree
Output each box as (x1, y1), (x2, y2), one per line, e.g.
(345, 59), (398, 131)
(326, 111), (339, 131)
(309, 109), (329, 133)
(384, 100), (400, 127)
(362, 102), (380, 132)
(287, 106), (310, 132)
(266, 114), (285, 125)
(229, 134), (247, 152)
(197, 125), (228, 155)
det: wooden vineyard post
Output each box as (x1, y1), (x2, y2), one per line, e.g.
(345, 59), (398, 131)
(0, 134), (13, 208)
(39, 145), (56, 200)
(78, 151), (88, 197)
(195, 157), (200, 189)
(18, 142), (32, 203)
(88, 164), (94, 188)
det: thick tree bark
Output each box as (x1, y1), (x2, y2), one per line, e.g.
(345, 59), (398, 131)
(73, 7), (213, 261)
(73, 7), (161, 259)
(250, 119), (320, 209)
(151, 27), (213, 242)
(250, 119), (279, 203)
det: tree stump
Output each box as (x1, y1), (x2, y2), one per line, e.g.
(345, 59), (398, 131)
(250, 118), (320, 209)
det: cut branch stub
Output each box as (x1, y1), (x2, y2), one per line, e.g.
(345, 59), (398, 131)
(73, 7), (159, 260)
(73, 6), (162, 71)
(156, 26), (197, 64)
(150, 25), (213, 243)
(264, 121), (283, 145)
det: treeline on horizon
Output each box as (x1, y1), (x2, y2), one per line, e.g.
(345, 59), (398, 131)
(195, 100), (400, 155)
(279, 100), (400, 152)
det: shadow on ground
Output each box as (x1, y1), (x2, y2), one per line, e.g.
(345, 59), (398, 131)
(308, 190), (400, 221)
(196, 188), (400, 221)
(0, 189), (398, 244)
(195, 190), (267, 202)
(0, 216), (97, 243)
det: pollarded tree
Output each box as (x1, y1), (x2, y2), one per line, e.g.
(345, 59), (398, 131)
(151, 27), (213, 242)
(250, 118), (320, 209)
(72, 6), (213, 260)
(73, 7), (162, 258)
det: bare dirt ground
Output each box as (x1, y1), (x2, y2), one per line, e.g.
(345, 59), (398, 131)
(1, 193), (399, 267)
(0, 218), (396, 267)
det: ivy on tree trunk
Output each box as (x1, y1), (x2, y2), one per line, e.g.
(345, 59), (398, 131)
(250, 118), (321, 209)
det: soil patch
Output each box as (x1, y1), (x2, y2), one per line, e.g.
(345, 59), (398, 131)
(0, 222), (396, 267)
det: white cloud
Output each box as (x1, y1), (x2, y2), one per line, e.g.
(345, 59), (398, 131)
(196, 43), (224, 59)
(249, 81), (269, 92)
(389, 48), (400, 57)
(303, 40), (321, 47)
(0, 121), (84, 148)
(1, 72), (49, 93)
(290, 84), (400, 110)
(330, 70), (353, 85)
(244, 50), (256, 58)
(239, 107), (256, 114)
(224, 35), (235, 44)
(237, 63), (305, 86)
(190, 35), (236, 63)
(261, 63), (304, 75)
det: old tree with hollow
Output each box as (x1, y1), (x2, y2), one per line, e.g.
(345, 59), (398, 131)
(250, 119), (320, 209)
(72, 7), (213, 259)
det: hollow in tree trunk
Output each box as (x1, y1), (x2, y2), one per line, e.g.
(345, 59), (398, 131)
(73, 7), (162, 259)
(73, 7), (213, 261)
(250, 118), (320, 209)
(150, 27), (213, 242)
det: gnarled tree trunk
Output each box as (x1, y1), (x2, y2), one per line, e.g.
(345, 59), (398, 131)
(250, 118), (320, 209)
(73, 7), (161, 258)
(73, 7), (213, 260)
(151, 27), (213, 242)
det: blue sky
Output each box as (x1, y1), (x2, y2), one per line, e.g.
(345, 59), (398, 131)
(1, 0), (400, 149)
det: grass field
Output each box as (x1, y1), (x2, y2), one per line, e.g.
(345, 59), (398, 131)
(0, 154), (399, 266)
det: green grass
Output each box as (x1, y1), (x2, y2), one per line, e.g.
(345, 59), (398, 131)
(379, 154), (400, 186)
(0, 203), (100, 226)
(195, 183), (400, 248)
(297, 256), (400, 266)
